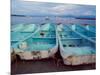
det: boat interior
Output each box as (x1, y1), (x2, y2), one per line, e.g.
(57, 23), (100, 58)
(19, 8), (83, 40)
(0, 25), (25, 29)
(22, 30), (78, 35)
(11, 24), (37, 32)
(70, 24), (96, 41)
(21, 38), (56, 51)
(11, 23), (57, 52)
(58, 24), (96, 56)
(11, 23), (96, 57)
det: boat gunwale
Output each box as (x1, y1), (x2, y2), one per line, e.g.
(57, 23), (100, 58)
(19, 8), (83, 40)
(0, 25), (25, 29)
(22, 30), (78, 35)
(12, 23), (58, 52)
(57, 24), (96, 58)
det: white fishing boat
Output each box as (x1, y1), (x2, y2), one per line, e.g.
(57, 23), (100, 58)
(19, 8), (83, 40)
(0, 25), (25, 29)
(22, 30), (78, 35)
(57, 24), (96, 65)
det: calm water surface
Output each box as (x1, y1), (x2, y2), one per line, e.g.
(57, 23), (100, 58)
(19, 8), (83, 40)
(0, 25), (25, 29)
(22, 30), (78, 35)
(11, 16), (96, 25)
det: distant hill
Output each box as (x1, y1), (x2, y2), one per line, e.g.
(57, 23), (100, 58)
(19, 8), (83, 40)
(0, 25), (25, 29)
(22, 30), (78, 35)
(11, 14), (96, 20)
(75, 17), (96, 20)
(11, 14), (26, 17)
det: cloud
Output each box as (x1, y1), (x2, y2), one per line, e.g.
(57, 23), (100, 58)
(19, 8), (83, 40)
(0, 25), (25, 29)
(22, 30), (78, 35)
(12, 0), (96, 17)
(48, 4), (81, 15)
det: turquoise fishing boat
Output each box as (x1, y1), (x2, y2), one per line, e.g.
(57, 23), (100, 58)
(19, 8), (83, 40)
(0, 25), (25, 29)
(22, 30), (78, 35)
(70, 24), (96, 41)
(84, 25), (96, 33)
(11, 24), (37, 32)
(11, 23), (58, 60)
(82, 25), (96, 41)
(57, 24), (96, 65)
(11, 23), (39, 60)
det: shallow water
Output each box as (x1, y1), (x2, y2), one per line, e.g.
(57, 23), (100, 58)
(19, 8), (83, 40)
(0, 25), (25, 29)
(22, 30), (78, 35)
(11, 16), (96, 25)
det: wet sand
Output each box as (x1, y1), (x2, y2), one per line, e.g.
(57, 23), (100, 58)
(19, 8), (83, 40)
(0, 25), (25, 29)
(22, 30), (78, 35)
(11, 59), (95, 75)
(11, 51), (95, 75)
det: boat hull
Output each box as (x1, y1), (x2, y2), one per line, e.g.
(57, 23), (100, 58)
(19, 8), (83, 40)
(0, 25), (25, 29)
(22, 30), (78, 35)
(14, 45), (58, 60)
(63, 54), (95, 65)
(58, 24), (96, 65)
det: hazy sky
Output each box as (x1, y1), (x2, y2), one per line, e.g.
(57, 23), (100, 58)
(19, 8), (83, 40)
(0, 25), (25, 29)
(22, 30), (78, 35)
(11, 0), (96, 17)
